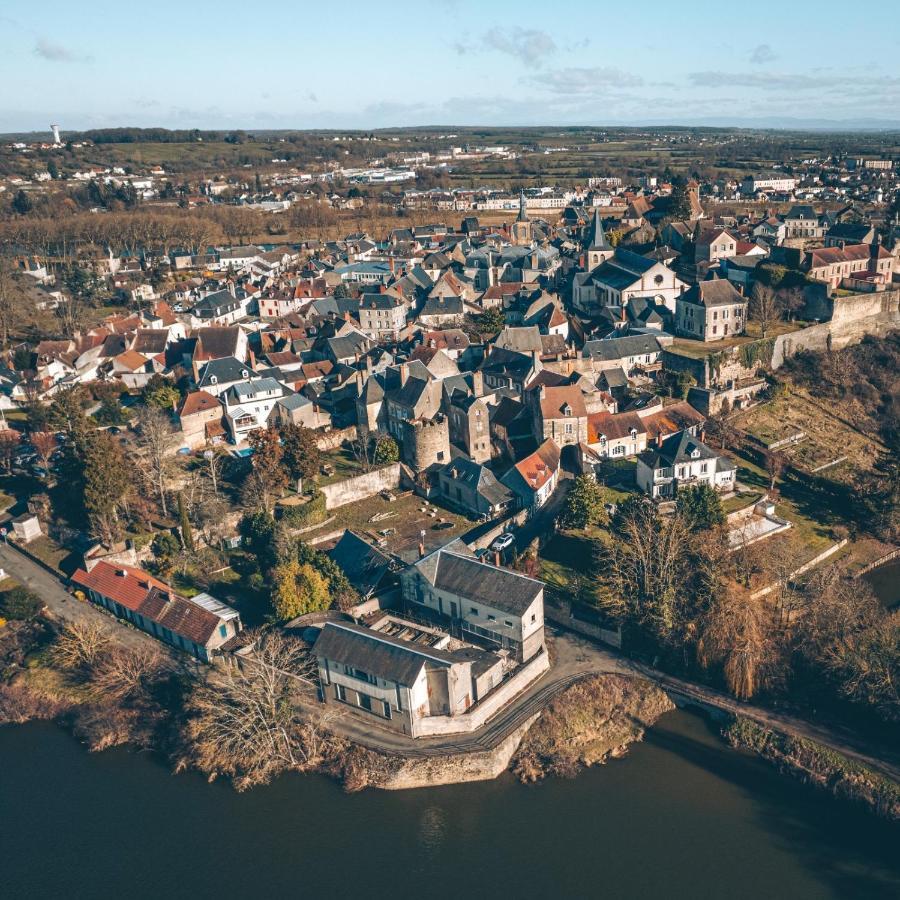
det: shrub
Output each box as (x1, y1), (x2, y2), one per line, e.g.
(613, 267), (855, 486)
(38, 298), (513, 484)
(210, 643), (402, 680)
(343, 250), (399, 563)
(278, 491), (327, 528)
(0, 586), (44, 621)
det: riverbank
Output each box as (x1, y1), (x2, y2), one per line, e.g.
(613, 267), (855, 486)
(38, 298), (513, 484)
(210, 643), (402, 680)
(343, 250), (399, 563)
(1, 616), (674, 793)
(724, 717), (900, 821)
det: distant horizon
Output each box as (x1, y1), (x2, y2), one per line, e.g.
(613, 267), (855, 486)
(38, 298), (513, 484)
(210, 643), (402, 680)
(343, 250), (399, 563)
(5, 118), (900, 139)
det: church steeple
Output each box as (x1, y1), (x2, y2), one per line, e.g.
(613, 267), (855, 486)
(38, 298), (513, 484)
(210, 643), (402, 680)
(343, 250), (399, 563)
(517, 190), (528, 222)
(585, 208), (614, 270)
(588, 208), (612, 252)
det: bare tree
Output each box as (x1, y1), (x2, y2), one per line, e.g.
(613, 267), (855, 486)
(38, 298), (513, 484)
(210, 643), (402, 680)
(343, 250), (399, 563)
(698, 583), (781, 700)
(132, 406), (177, 517)
(51, 621), (112, 671)
(749, 283), (782, 339)
(88, 645), (168, 702)
(178, 631), (332, 790)
(31, 431), (57, 472)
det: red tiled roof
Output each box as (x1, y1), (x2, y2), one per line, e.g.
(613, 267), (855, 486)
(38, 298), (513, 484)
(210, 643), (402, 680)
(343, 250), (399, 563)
(588, 410), (644, 443)
(513, 438), (561, 491)
(72, 562), (168, 612)
(179, 390), (220, 418)
(539, 385), (587, 421)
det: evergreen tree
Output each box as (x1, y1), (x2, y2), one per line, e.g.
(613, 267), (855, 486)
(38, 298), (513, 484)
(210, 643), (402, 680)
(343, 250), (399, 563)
(179, 493), (195, 551)
(561, 475), (609, 530)
(676, 484), (725, 531)
(280, 423), (321, 492)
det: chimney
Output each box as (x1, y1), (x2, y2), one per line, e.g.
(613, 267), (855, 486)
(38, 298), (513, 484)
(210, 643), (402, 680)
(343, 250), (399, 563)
(399, 363), (409, 386)
(579, 253), (586, 269)
(620, 304), (627, 323)
(356, 370), (363, 390)
(379, 283), (387, 293)
(389, 257), (395, 274)
(656, 430), (663, 448)
(472, 369), (484, 397)
(700, 428), (706, 444)
(494, 550), (501, 567)
(418, 538), (426, 559)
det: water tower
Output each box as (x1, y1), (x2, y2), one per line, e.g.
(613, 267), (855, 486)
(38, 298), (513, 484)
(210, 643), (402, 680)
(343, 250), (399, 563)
(50, 124), (61, 145)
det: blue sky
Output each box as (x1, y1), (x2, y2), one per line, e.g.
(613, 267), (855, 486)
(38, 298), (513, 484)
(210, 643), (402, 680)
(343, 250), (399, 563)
(2, 0), (899, 132)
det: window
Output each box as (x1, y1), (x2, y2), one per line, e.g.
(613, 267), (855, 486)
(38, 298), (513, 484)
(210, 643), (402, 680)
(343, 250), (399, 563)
(470, 607), (478, 615)
(531, 613), (537, 623)
(487, 614), (496, 622)
(382, 701), (392, 719)
(358, 693), (373, 712)
(335, 683), (346, 702)
(219, 624), (228, 638)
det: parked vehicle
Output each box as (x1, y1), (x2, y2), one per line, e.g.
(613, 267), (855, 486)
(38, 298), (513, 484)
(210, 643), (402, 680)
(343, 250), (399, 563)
(489, 531), (516, 553)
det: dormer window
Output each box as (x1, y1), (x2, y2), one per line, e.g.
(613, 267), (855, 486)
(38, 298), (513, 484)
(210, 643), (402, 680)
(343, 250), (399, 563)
(210, 375), (218, 384)
(691, 449), (700, 459)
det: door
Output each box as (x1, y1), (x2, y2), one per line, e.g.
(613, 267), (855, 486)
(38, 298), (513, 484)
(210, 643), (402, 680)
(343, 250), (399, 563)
(450, 601), (458, 619)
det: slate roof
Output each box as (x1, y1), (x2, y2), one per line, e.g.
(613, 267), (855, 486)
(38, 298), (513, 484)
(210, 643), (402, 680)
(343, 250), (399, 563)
(440, 458), (513, 508)
(679, 279), (746, 308)
(314, 621), (450, 686)
(197, 356), (254, 388)
(583, 334), (662, 362)
(638, 429), (723, 469)
(416, 549), (543, 616)
(328, 530), (395, 596)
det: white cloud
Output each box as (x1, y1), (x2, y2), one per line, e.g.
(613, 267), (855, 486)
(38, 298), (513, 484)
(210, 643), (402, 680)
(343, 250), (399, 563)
(33, 38), (92, 63)
(749, 43), (777, 65)
(536, 66), (644, 94)
(482, 27), (557, 66)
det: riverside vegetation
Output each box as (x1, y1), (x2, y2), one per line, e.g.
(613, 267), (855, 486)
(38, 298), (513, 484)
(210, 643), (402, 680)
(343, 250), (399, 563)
(1, 607), (674, 793)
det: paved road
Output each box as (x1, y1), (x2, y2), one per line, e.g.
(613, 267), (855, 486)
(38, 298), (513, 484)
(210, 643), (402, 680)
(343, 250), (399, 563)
(0, 542), (161, 652)
(305, 625), (900, 782)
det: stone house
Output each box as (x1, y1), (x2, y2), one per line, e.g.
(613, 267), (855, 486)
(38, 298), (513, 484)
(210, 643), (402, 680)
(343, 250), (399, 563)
(435, 458), (513, 519)
(636, 429), (736, 499)
(71, 561), (242, 663)
(694, 227), (738, 264)
(445, 390), (491, 464)
(530, 383), (588, 447)
(178, 390), (224, 450)
(401, 546), (546, 663)
(314, 617), (506, 737)
(675, 279), (747, 342)
(500, 438), (561, 514)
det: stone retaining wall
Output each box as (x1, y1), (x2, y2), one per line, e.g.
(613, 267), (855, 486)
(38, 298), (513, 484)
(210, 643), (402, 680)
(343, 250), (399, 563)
(319, 464), (401, 510)
(415, 650), (551, 737)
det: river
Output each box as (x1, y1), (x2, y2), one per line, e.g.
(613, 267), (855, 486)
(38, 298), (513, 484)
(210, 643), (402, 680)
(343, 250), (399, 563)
(2, 711), (897, 900)
(864, 560), (900, 609)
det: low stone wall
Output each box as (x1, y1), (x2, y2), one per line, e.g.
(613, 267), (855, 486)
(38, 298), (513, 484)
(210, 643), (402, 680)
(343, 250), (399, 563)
(374, 714), (540, 790)
(545, 602), (623, 648)
(415, 649), (551, 737)
(465, 509), (529, 551)
(315, 426), (356, 452)
(320, 464), (401, 510)
(751, 539), (848, 599)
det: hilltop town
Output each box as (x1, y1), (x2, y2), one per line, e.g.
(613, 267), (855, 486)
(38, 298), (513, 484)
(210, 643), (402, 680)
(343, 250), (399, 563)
(0, 126), (897, 802)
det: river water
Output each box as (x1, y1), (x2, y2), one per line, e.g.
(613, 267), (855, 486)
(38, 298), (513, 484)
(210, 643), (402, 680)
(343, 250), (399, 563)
(2, 710), (897, 900)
